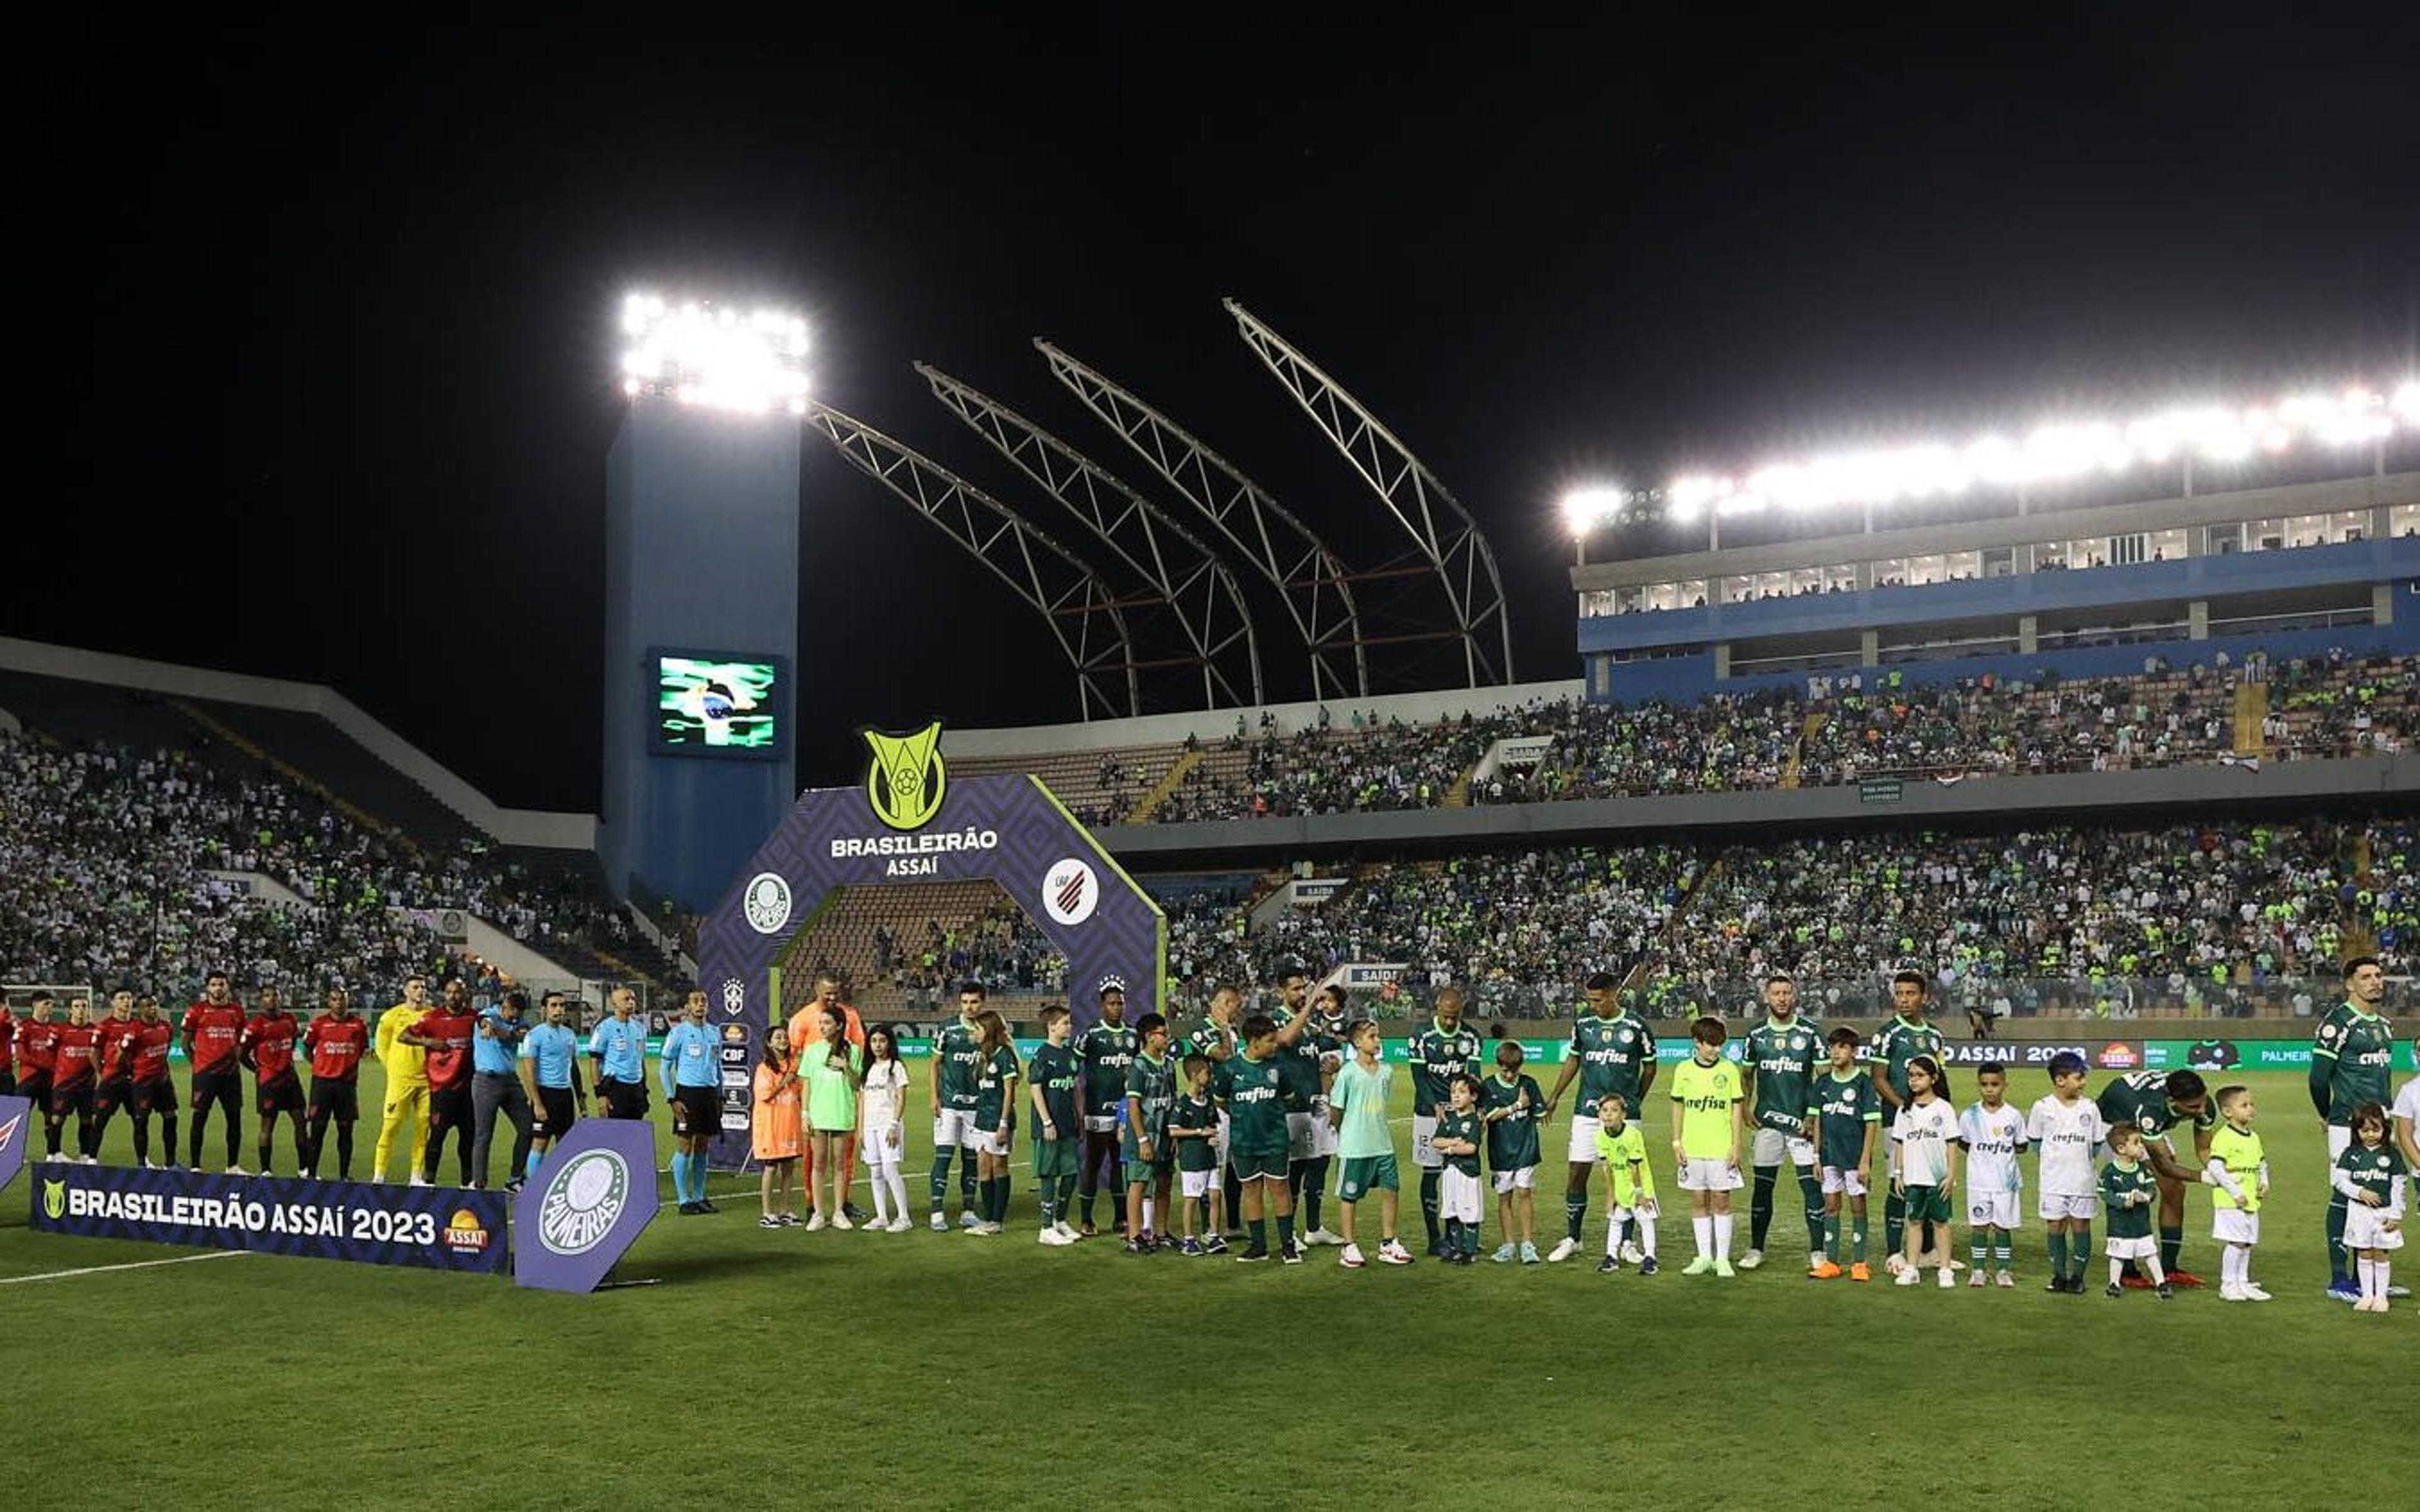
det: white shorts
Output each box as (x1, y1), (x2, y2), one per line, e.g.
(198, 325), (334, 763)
(967, 1126), (1008, 1158)
(2038, 1192), (2098, 1223)
(1180, 1168), (1218, 1200)
(2106, 1234), (2158, 1261)
(1751, 1128), (1817, 1169)
(1492, 1166), (1536, 1193)
(1309, 1099), (1339, 1158)
(1412, 1114), (1442, 1171)
(932, 1107), (977, 1149)
(1680, 1157), (1743, 1192)
(862, 1124), (905, 1169)
(1966, 1191), (2021, 1230)
(2345, 1203), (2405, 1251)
(1440, 1167), (1484, 1222)
(1286, 1111), (1317, 1162)
(1821, 1167), (1869, 1197)
(1567, 1113), (1603, 1164)
(2213, 1208), (2260, 1246)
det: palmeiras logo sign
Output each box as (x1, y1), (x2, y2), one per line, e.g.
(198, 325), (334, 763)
(538, 1148), (630, 1257)
(864, 721), (947, 830)
(1044, 857), (1100, 927)
(742, 872), (792, 934)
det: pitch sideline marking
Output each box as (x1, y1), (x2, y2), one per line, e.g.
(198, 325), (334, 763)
(0, 1251), (249, 1286)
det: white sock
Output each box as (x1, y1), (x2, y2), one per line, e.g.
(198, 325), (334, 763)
(870, 1171), (892, 1223)
(2220, 1247), (2237, 1288)
(2239, 1246), (2256, 1288)
(2377, 1259), (2392, 1300)
(1143, 1198), (1156, 1233)
(883, 1166), (908, 1220)
(1712, 1212), (1733, 1257)
(2145, 1255), (2167, 1286)
(2357, 1256), (2376, 1300)
(1605, 1213), (1626, 1259)
(1693, 1215), (1713, 1256)
(1638, 1219), (1657, 1259)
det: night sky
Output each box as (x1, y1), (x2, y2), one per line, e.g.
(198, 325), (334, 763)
(20, 13), (2417, 808)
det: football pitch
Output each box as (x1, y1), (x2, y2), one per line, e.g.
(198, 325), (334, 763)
(6, 1065), (2406, 1508)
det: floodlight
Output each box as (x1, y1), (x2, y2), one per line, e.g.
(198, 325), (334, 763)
(1560, 486), (1630, 536)
(617, 290), (810, 416)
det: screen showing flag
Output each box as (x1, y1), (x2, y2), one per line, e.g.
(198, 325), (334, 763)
(651, 651), (784, 757)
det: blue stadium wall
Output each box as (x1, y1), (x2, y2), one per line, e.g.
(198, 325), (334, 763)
(599, 404), (800, 910)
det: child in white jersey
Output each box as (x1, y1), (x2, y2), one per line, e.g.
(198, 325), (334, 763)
(858, 1024), (911, 1232)
(1958, 1062), (2029, 1288)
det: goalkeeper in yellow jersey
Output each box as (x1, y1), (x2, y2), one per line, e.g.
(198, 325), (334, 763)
(371, 975), (433, 1183)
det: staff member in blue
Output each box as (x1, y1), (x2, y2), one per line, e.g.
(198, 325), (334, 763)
(660, 990), (722, 1216)
(470, 989), (536, 1193)
(518, 990), (588, 1183)
(587, 987), (650, 1121)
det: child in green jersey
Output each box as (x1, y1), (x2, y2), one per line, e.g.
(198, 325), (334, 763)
(969, 1009), (1020, 1236)
(1434, 1075), (1486, 1264)
(1027, 1008), (1081, 1249)
(1122, 1014), (1176, 1255)
(2333, 1102), (2407, 1312)
(1168, 1055), (1223, 1256)
(1593, 1092), (1659, 1275)
(2097, 1123), (2172, 1300)
(1810, 1026), (1881, 1281)
(1482, 1041), (1545, 1264)
(2203, 1085), (2269, 1302)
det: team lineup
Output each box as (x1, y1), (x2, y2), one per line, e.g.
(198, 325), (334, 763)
(4, 960), (2411, 1309)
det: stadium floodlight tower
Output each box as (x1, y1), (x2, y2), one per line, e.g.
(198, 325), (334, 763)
(600, 292), (808, 910)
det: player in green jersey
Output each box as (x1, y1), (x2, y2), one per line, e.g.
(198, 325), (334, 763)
(1274, 973), (1346, 1247)
(2332, 1101), (2407, 1310)
(1407, 987), (1484, 1256)
(2097, 1123), (2172, 1298)
(2092, 1068), (2215, 1287)
(1809, 1025), (1881, 1280)
(1867, 970), (1947, 1269)
(968, 1009), (1021, 1236)
(1074, 980), (1138, 1236)
(1543, 973), (1657, 1263)
(2314, 957), (2399, 1300)
(1480, 1041), (1546, 1264)
(1026, 1007), (1082, 1247)
(1167, 1057), (1223, 1255)
(1122, 1014), (1177, 1254)
(1739, 971), (1823, 1270)
(1185, 985), (1245, 1237)
(1215, 1009), (1320, 1263)
(928, 982), (989, 1230)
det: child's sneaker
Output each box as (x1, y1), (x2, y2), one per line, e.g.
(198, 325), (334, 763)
(1204, 1234), (1231, 1255)
(1968, 1268), (1987, 1288)
(2154, 1281), (2174, 1300)
(1884, 1253), (1909, 1278)
(1809, 1261), (1843, 1280)
(1519, 1241), (1541, 1265)
(929, 1212), (948, 1232)
(1995, 1270), (2015, 1288)
(833, 1213), (855, 1231)
(1039, 1228), (1074, 1247)
(2240, 1283), (2272, 1302)
(1681, 1255), (1715, 1276)
(1737, 1248), (1763, 1271)
(1305, 1227), (1344, 1247)
(1179, 1237), (1204, 1257)
(960, 1211), (982, 1229)
(1123, 1239), (1148, 1256)
(1235, 1244), (1269, 1263)
(2106, 1281), (2126, 1297)
(1620, 1241), (1645, 1264)
(758, 1215), (783, 1230)
(2219, 1284), (2247, 1302)
(1713, 1257), (1737, 1278)
(1598, 1254), (1620, 1274)
(1054, 1221), (1081, 1241)
(1894, 1267), (1921, 1286)
(1546, 1237), (1580, 1263)
(1280, 1241), (1304, 1266)
(1847, 1262), (1870, 1282)
(1490, 1243), (1517, 1264)
(1378, 1239), (1414, 1265)
(1339, 1244), (1366, 1269)
(887, 1217), (912, 1233)
(1936, 1267), (1955, 1289)
(1637, 1256), (1660, 1275)
(805, 1213), (827, 1232)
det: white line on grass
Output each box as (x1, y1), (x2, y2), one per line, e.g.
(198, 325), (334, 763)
(0, 1251), (248, 1286)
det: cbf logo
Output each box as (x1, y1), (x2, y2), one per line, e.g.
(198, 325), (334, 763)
(720, 978), (746, 1016)
(864, 721), (947, 830)
(538, 1149), (630, 1257)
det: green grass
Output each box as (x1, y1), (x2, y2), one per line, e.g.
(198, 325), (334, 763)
(6, 1067), (2408, 1508)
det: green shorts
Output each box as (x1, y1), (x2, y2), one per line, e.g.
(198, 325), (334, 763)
(1903, 1184), (1953, 1224)
(1122, 1155), (1171, 1186)
(1232, 1145), (1288, 1183)
(1337, 1154), (1399, 1200)
(1033, 1136), (1079, 1180)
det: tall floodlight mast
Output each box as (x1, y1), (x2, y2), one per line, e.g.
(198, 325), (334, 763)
(808, 404), (1142, 719)
(1224, 299), (1516, 686)
(1037, 341), (1369, 699)
(918, 364), (1263, 709)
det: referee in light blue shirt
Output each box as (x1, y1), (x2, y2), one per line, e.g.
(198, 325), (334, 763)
(587, 986), (651, 1121)
(659, 990), (720, 1214)
(517, 990), (587, 1183)
(470, 990), (536, 1193)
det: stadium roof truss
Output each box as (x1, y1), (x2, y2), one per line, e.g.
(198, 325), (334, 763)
(1225, 299), (1516, 687)
(918, 364), (1264, 709)
(807, 404), (1141, 720)
(1037, 340), (1370, 700)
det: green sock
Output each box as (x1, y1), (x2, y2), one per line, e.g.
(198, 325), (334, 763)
(1056, 1176), (1076, 1223)
(2075, 1222), (2092, 1274)
(1970, 1234), (1988, 1267)
(1800, 1171), (1828, 1253)
(1994, 1237), (2012, 1268)
(1823, 1212), (1841, 1259)
(1566, 1194), (1587, 1243)
(2048, 1230), (2068, 1276)
(1850, 1220), (1867, 1262)
(929, 1152), (952, 1211)
(1248, 1218), (1267, 1251)
(1277, 1213), (1296, 1250)
(2158, 1224), (2184, 1274)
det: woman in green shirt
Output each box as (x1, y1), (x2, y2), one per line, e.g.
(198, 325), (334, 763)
(805, 1005), (863, 1231)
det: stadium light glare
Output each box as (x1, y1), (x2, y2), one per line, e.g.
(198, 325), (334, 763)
(617, 290), (810, 416)
(1560, 486), (1630, 536)
(1661, 381), (2413, 517)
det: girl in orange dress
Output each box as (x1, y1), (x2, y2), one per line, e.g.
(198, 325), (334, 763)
(754, 1023), (804, 1228)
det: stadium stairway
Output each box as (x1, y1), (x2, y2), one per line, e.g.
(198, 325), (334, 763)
(2233, 680), (2268, 755)
(1443, 759), (1475, 808)
(1782, 712), (1824, 789)
(1625, 854), (1721, 992)
(1127, 748), (1202, 823)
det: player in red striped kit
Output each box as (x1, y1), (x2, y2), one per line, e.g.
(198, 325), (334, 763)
(45, 997), (102, 1164)
(240, 986), (306, 1176)
(13, 990), (60, 1124)
(401, 978), (478, 1188)
(90, 990), (144, 1159)
(302, 987), (371, 1179)
(125, 995), (180, 1169)
(182, 971), (251, 1173)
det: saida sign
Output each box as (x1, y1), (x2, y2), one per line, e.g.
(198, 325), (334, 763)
(865, 721), (947, 830)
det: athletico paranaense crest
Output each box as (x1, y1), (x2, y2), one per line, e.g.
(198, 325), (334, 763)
(863, 722), (947, 831)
